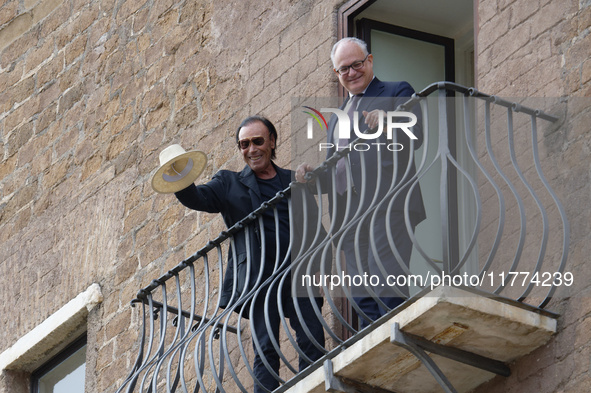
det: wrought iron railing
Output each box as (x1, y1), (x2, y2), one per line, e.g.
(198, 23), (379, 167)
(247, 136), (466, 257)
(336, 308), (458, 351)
(117, 82), (569, 393)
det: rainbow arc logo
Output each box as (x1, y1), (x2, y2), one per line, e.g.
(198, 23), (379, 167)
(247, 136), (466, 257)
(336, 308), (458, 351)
(302, 106), (328, 137)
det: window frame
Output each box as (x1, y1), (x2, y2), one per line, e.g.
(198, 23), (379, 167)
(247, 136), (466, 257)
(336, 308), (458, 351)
(30, 334), (87, 393)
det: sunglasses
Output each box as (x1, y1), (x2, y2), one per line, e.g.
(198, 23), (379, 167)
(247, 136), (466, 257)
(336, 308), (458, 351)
(238, 136), (266, 150)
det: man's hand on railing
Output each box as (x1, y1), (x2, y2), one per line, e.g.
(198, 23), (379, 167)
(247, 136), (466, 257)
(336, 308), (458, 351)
(295, 162), (314, 183)
(362, 109), (385, 129)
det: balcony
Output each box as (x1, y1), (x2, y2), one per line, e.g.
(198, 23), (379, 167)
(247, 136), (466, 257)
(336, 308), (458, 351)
(117, 83), (569, 393)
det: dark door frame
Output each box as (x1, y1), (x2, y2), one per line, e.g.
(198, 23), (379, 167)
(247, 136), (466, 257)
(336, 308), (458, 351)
(335, 0), (466, 339)
(358, 16), (460, 273)
(357, 18), (456, 84)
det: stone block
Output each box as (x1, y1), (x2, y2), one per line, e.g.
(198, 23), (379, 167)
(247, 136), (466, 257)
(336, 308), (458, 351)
(0, 2), (18, 28)
(38, 3), (70, 42)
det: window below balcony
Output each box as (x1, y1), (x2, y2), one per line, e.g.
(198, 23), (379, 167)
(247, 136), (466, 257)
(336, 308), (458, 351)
(0, 284), (102, 393)
(31, 336), (86, 393)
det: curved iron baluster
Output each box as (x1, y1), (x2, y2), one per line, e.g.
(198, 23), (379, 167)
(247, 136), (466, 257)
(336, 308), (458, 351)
(118, 82), (568, 393)
(528, 114), (570, 308)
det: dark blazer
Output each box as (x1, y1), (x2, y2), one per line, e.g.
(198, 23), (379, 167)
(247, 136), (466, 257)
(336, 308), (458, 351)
(325, 78), (426, 223)
(175, 163), (324, 310)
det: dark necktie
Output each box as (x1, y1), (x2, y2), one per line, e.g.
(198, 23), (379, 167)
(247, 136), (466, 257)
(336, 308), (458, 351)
(335, 94), (362, 195)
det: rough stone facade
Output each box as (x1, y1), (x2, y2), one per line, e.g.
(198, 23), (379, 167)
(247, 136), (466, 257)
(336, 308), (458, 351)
(0, 0), (589, 392)
(0, 0), (338, 391)
(473, 0), (591, 392)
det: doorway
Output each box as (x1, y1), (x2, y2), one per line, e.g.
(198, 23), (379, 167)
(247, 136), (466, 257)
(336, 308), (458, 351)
(336, 0), (475, 332)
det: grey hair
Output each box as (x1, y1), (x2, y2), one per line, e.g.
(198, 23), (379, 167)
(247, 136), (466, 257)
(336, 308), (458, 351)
(330, 37), (369, 68)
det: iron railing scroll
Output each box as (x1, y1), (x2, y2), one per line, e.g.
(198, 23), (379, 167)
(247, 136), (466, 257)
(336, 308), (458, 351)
(117, 83), (569, 393)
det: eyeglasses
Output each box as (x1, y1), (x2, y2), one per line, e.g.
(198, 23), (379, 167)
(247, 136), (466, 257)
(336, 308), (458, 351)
(334, 54), (369, 76)
(238, 136), (266, 150)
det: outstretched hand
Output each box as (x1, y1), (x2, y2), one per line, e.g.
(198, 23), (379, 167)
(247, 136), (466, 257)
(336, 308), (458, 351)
(295, 163), (314, 183)
(362, 109), (385, 130)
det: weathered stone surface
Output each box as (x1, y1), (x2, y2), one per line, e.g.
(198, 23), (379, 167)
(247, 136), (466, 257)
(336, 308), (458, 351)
(0, 1), (588, 392)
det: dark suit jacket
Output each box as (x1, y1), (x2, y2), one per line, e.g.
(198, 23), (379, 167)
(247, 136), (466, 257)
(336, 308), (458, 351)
(325, 78), (426, 223)
(175, 163), (325, 310)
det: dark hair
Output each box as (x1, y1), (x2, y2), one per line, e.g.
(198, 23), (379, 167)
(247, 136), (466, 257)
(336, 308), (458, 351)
(235, 115), (278, 159)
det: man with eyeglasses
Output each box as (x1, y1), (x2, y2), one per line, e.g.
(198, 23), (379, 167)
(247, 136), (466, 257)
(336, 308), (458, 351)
(296, 37), (426, 329)
(174, 115), (325, 393)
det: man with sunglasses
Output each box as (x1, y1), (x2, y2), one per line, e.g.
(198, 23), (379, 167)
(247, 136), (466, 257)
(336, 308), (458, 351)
(296, 37), (426, 329)
(175, 116), (325, 393)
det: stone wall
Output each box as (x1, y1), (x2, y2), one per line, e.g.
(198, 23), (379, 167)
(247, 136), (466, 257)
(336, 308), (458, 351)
(0, 0), (339, 391)
(1, 0), (589, 391)
(474, 0), (591, 392)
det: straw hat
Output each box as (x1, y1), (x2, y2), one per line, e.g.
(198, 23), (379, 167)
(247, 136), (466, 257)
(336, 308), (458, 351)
(151, 144), (207, 193)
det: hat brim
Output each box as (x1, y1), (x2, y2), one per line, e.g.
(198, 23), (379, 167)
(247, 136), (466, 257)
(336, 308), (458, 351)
(151, 150), (207, 193)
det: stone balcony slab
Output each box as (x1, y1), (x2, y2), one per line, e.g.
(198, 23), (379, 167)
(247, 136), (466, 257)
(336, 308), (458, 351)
(284, 286), (558, 393)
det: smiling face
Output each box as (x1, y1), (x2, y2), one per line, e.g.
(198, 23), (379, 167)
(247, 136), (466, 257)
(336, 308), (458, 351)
(333, 40), (374, 95)
(238, 120), (276, 179)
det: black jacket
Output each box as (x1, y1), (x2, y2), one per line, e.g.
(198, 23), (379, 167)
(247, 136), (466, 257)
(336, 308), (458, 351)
(324, 78), (426, 223)
(175, 163), (326, 310)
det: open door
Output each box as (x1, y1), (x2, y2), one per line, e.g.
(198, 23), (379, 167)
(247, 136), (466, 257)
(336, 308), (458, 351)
(359, 19), (459, 294)
(336, 0), (475, 331)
